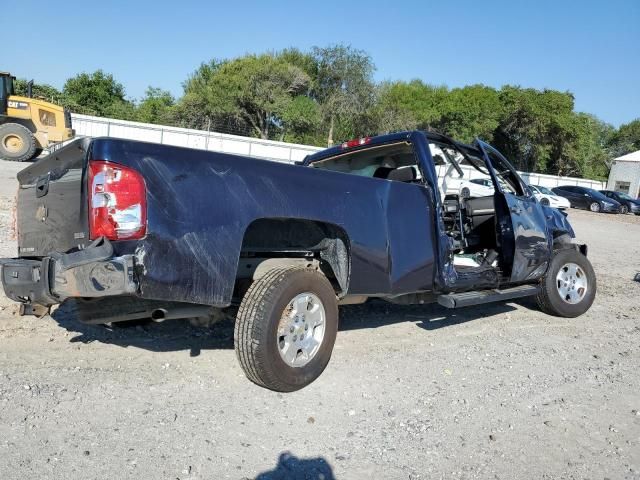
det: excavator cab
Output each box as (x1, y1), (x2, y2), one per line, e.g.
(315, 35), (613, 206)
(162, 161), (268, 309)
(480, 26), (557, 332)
(0, 72), (16, 116)
(0, 71), (74, 162)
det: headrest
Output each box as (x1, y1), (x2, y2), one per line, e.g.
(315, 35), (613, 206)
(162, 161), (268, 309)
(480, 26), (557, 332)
(373, 166), (395, 178)
(387, 167), (416, 183)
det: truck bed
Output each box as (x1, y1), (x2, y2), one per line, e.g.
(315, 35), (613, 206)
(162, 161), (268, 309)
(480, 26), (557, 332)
(12, 137), (438, 306)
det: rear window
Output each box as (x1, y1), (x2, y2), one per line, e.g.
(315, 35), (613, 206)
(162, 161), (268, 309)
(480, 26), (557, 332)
(311, 142), (422, 183)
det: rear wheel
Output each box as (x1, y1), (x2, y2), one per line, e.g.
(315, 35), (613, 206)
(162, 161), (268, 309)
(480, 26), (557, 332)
(234, 266), (339, 392)
(589, 202), (601, 213)
(536, 249), (596, 318)
(0, 123), (38, 162)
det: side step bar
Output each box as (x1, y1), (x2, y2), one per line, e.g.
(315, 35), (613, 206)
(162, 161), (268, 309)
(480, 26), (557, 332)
(437, 285), (539, 309)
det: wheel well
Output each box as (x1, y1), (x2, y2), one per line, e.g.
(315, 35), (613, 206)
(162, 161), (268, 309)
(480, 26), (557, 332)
(238, 218), (350, 295)
(1, 119), (37, 133)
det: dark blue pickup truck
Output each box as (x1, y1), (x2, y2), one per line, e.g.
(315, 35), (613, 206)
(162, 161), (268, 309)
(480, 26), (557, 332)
(0, 131), (596, 391)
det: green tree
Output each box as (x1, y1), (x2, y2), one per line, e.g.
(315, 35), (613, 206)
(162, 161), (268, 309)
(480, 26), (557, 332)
(63, 70), (135, 119)
(608, 119), (640, 158)
(136, 87), (175, 125)
(374, 80), (448, 132)
(177, 54), (310, 139)
(435, 85), (502, 142)
(280, 95), (322, 144)
(277, 48), (318, 87)
(175, 58), (243, 132)
(311, 45), (376, 146)
(568, 113), (611, 179)
(493, 86), (576, 173)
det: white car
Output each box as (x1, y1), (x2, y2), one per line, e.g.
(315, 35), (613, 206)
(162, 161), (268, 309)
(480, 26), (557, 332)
(529, 185), (571, 210)
(459, 178), (495, 198)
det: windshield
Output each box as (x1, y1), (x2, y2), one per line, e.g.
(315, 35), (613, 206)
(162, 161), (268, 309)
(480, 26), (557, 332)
(534, 185), (554, 195)
(6, 76), (15, 96)
(586, 188), (609, 200)
(617, 192), (633, 200)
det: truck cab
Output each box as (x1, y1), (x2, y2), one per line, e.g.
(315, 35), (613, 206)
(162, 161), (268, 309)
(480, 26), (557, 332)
(305, 131), (582, 300)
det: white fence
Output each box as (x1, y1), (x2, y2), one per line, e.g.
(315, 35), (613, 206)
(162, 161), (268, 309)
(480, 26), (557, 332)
(434, 164), (605, 190)
(70, 113), (606, 189)
(70, 113), (321, 163)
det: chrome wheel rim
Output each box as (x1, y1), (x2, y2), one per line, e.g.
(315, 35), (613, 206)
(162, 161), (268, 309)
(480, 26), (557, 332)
(590, 202), (600, 212)
(277, 292), (326, 367)
(621, 206), (628, 214)
(556, 263), (588, 304)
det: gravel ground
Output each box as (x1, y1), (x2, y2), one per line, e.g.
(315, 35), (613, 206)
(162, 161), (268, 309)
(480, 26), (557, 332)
(0, 158), (639, 480)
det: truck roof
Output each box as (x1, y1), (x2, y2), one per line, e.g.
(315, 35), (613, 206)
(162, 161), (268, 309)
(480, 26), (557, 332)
(302, 130), (480, 166)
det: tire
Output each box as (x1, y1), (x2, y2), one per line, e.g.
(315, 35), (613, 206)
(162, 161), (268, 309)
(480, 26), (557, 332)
(461, 187), (470, 199)
(589, 202), (601, 213)
(0, 123), (38, 162)
(620, 205), (629, 214)
(536, 248), (596, 318)
(540, 197), (550, 206)
(234, 266), (339, 392)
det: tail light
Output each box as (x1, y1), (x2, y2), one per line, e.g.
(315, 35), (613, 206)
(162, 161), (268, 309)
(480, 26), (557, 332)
(88, 160), (147, 240)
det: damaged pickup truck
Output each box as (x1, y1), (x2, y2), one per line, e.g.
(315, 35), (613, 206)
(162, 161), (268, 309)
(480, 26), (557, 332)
(0, 131), (596, 391)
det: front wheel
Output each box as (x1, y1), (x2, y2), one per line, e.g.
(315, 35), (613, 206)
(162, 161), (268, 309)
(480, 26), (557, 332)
(589, 202), (601, 213)
(234, 266), (339, 392)
(536, 249), (596, 318)
(0, 123), (38, 162)
(620, 205), (629, 214)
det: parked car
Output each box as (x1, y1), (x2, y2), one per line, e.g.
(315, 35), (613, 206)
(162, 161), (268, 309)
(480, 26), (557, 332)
(552, 185), (621, 213)
(599, 190), (640, 215)
(529, 185), (571, 210)
(459, 177), (495, 198)
(1, 132), (596, 391)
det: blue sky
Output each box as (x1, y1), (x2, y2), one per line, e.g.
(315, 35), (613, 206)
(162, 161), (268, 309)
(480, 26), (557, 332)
(4, 0), (639, 126)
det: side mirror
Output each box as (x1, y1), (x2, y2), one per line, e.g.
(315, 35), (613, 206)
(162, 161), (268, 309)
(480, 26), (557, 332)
(584, 193), (589, 196)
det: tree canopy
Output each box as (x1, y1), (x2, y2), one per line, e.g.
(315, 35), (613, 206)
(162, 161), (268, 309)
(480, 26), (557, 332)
(63, 70), (133, 118)
(16, 45), (638, 180)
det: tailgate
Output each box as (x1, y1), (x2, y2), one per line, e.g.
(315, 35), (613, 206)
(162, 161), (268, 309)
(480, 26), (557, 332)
(16, 138), (92, 257)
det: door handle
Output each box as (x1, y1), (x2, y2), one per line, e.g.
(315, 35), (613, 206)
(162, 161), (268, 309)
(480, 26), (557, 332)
(510, 206), (522, 214)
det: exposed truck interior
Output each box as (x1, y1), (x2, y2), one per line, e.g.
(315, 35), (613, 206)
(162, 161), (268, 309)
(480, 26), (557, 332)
(310, 134), (530, 292)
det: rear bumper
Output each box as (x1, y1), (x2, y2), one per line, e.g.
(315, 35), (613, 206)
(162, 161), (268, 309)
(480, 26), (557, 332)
(0, 238), (136, 309)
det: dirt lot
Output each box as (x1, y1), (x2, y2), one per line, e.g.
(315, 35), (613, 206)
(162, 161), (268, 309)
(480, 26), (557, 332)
(0, 158), (639, 480)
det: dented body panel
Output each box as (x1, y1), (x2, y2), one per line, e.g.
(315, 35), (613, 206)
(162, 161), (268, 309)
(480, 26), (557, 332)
(11, 137), (438, 306)
(3, 131), (582, 311)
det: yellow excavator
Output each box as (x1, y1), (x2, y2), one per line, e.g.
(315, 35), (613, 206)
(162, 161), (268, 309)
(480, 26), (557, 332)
(0, 72), (75, 161)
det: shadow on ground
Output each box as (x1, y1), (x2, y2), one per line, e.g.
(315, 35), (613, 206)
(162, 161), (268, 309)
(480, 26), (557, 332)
(254, 452), (335, 480)
(50, 297), (526, 357)
(51, 300), (235, 357)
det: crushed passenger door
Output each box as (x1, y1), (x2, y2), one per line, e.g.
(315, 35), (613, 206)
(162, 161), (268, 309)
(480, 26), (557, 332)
(474, 139), (551, 282)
